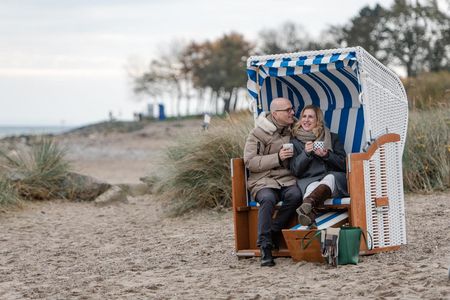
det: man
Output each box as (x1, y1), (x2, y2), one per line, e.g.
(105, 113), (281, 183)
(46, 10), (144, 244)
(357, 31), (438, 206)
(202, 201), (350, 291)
(243, 97), (302, 267)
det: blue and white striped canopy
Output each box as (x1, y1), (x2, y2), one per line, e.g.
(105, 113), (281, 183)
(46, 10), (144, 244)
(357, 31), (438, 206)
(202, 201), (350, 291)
(247, 50), (366, 153)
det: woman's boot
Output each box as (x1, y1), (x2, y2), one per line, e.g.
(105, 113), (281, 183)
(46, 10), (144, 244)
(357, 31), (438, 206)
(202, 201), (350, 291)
(296, 184), (332, 226)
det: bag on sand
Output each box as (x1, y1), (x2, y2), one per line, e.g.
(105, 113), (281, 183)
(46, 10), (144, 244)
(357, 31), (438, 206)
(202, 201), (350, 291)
(338, 226), (372, 265)
(301, 226), (372, 266)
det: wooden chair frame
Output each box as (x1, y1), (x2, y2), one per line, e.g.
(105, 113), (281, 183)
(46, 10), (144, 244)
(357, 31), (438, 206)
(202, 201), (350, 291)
(232, 133), (402, 258)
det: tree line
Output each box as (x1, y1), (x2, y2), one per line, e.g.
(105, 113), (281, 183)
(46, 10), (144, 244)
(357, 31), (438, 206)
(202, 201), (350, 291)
(130, 0), (449, 116)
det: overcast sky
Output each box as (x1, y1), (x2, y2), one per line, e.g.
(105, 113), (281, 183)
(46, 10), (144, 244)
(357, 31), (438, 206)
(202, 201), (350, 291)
(0, 0), (400, 126)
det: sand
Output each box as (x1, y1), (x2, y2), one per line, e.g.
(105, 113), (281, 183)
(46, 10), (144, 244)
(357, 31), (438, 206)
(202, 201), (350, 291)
(0, 119), (449, 299)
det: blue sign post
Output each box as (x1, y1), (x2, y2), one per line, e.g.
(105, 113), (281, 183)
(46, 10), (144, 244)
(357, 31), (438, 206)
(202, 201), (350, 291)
(158, 104), (166, 120)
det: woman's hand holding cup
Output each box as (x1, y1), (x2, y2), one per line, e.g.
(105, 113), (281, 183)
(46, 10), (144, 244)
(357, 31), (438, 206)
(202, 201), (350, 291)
(304, 141), (314, 154)
(312, 141), (328, 157)
(314, 148), (329, 157)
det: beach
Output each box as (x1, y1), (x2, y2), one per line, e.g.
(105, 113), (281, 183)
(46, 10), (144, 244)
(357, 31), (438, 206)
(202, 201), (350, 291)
(0, 119), (449, 299)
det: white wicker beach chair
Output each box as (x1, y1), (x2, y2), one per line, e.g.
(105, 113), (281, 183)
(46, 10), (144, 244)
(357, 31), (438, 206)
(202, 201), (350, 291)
(231, 46), (408, 259)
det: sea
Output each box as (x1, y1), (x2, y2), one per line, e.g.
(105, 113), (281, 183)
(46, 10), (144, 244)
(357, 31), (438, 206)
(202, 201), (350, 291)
(0, 126), (74, 139)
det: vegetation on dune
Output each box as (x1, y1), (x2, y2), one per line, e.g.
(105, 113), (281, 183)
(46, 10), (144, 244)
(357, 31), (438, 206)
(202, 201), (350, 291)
(153, 112), (253, 215)
(402, 71), (450, 193)
(0, 138), (92, 205)
(0, 178), (21, 207)
(67, 120), (146, 136)
(404, 108), (450, 192)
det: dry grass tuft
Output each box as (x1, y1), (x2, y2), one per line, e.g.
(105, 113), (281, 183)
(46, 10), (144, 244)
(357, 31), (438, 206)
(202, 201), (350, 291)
(0, 138), (71, 200)
(154, 111), (253, 216)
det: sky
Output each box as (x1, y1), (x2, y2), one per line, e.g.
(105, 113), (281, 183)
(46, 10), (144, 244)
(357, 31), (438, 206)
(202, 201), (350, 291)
(0, 0), (400, 126)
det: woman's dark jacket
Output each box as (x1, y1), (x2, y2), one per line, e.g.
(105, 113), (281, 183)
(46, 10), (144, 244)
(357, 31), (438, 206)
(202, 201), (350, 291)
(289, 133), (349, 197)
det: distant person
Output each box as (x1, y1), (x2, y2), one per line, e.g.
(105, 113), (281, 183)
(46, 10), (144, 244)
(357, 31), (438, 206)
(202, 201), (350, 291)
(243, 97), (302, 267)
(290, 105), (348, 226)
(202, 113), (211, 130)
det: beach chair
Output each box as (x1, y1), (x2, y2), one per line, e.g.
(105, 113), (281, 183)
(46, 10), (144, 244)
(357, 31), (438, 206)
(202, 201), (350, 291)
(231, 46), (408, 260)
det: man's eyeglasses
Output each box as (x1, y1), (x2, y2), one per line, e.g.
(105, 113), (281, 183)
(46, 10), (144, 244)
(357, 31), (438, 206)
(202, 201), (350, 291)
(275, 107), (295, 113)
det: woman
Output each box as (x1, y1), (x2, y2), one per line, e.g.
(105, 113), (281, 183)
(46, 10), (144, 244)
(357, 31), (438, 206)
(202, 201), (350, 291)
(289, 105), (348, 226)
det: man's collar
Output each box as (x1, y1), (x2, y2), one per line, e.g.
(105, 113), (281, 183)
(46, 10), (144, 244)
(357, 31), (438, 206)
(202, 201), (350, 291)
(270, 114), (289, 133)
(255, 112), (292, 135)
(268, 114), (292, 136)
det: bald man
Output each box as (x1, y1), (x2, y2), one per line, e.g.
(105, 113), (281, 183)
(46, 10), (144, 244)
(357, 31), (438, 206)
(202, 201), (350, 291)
(243, 98), (302, 267)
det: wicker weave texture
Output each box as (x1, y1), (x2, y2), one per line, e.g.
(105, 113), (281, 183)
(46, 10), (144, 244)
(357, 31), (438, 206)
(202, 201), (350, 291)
(364, 142), (406, 249)
(358, 49), (408, 151)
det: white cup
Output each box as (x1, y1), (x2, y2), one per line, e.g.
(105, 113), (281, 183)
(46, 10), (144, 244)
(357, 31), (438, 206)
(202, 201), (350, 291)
(282, 143), (293, 151)
(313, 141), (324, 151)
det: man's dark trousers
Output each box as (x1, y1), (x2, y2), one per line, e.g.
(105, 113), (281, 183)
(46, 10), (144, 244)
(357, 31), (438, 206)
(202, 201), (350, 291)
(255, 185), (302, 248)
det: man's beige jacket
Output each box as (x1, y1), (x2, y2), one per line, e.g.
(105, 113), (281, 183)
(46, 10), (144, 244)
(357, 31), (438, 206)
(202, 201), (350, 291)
(243, 112), (297, 197)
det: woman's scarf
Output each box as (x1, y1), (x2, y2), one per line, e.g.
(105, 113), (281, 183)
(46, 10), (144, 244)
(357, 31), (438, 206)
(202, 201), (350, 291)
(294, 126), (333, 151)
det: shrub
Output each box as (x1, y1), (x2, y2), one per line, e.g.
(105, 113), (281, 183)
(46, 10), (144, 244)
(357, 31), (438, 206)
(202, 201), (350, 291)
(154, 111), (253, 215)
(0, 139), (71, 200)
(403, 71), (450, 110)
(403, 108), (450, 192)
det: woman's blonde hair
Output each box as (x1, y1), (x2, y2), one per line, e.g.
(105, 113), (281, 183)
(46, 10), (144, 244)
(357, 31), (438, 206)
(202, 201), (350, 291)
(293, 105), (325, 137)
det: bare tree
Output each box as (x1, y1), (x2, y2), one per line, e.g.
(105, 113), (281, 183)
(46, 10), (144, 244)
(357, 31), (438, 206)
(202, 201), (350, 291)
(131, 40), (197, 117)
(257, 21), (312, 54)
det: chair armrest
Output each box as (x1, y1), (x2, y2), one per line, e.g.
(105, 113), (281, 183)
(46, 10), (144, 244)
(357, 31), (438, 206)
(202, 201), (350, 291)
(231, 158), (248, 210)
(348, 133), (400, 164)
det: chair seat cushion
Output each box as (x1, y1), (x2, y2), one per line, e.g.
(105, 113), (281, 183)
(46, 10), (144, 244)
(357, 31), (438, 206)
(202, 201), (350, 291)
(323, 197), (351, 205)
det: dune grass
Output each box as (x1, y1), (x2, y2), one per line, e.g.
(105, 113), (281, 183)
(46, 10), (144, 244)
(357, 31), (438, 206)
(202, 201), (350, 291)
(0, 138), (71, 201)
(154, 111), (253, 215)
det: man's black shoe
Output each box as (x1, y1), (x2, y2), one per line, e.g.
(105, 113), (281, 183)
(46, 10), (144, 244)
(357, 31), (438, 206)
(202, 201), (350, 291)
(271, 231), (282, 251)
(260, 246), (275, 267)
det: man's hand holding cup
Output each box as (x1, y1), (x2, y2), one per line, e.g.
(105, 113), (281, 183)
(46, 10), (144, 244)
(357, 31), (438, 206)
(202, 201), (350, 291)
(279, 143), (294, 161)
